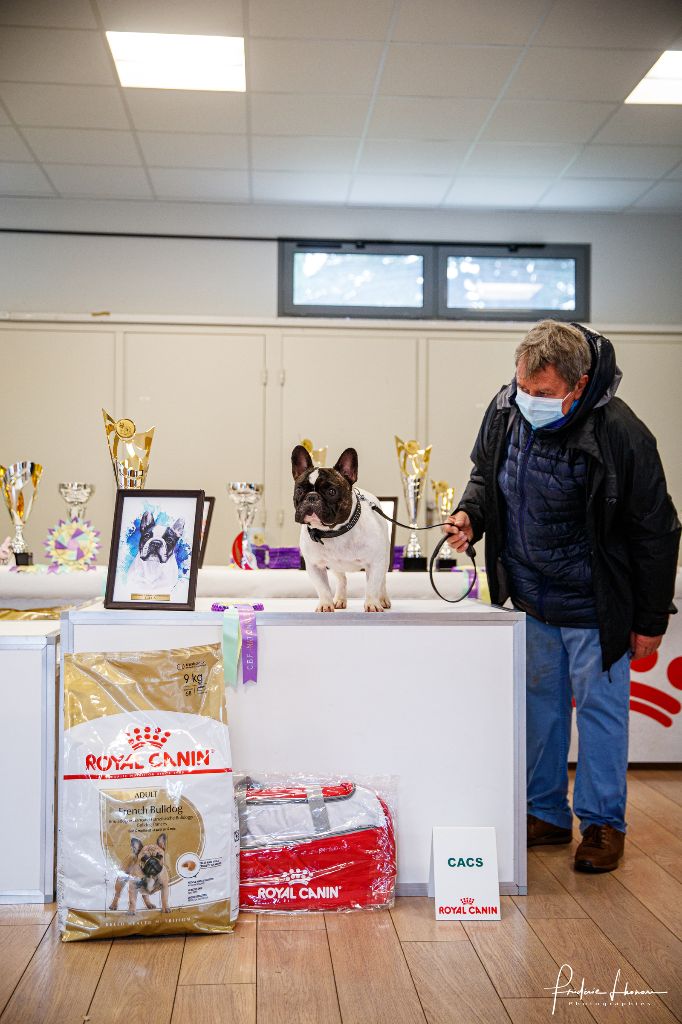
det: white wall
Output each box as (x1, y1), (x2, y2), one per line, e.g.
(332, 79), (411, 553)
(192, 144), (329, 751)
(1, 197), (682, 323)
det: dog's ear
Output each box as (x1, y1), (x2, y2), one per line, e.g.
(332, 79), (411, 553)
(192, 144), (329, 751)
(131, 837), (143, 856)
(334, 448), (358, 485)
(140, 511), (154, 533)
(291, 444), (313, 480)
(170, 518), (184, 536)
(156, 833), (167, 851)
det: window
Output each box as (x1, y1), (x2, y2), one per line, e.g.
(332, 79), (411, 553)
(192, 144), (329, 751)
(279, 241), (590, 322)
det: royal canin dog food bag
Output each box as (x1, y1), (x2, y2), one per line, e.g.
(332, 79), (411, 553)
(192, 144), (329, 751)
(237, 776), (397, 912)
(59, 645), (239, 941)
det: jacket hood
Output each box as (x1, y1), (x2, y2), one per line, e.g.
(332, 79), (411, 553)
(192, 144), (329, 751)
(498, 323), (622, 434)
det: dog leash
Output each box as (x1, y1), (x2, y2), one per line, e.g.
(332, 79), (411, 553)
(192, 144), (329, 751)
(355, 492), (478, 604)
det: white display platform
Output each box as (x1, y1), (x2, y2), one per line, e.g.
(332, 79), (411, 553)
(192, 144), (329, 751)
(61, 598), (527, 896)
(0, 621), (59, 903)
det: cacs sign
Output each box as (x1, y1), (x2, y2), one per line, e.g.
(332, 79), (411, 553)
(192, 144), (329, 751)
(431, 826), (501, 922)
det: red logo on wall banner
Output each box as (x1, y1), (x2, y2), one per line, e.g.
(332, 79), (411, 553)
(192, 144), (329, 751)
(629, 654), (682, 728)
(460, 897), (475, 905)
(125, 725), (172, 750)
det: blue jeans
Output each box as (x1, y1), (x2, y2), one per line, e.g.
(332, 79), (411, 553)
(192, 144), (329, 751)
(525, 616), (630, 834)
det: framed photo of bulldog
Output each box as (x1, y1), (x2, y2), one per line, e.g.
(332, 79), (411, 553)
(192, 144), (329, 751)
(104, 489), (204, 611)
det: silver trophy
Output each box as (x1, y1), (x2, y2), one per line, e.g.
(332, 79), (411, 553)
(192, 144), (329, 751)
(0, 461), (43, 565)
(228, 482), (264, 569)
(59, 482), (95, 521)
(395, 437), (432, 570)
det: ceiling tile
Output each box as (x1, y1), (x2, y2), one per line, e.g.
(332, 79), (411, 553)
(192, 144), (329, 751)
(250, 94), (369, 136)
(46, 163), (153, 198)
(251, 136), (358, 172)
(533, 0), (682, 49)
(149, 167), (249, 201)
(23, 127), (141, 165)
(481, 100), (617, 144)
(349, 174), (451, 206)
(463, 142), (578, 176)
(443, 177), (552, 207)
(0, 126), (34, 161)
(538, 178), (652, 210)
(252, 171), (350, 203)
(592, 105), (682, 146)
(379, 44), (521, 98)
(358, 138), (467, 175)
(248, 40), (383, 94)
(97, 0), (243, 35)
(568, 145), (682, 179)
(248, 0), (393, 40)
(632, 180), (682, 210)
(125, 90), (246, 133)
(0, 83), (129, 128)
(138, 132), (248, 169)
(393, 0), (547, 46)
(506, 47), (660, 103)
(0, 27), (116, 85)
(0, 0), (97, 29)
(0, 161), (54, 195)
(367, 96), (493, 141)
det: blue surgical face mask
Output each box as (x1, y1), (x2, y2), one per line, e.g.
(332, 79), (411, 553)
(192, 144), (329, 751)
(515, 388), (575, 429)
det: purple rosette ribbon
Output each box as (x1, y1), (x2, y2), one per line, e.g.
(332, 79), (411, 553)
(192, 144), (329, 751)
(212, 602), (263, 684)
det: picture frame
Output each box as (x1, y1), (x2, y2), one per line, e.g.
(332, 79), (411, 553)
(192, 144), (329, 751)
(198, 495), (215, 568)
(104, 489), (204, 611)
(376, 496), (398, 572)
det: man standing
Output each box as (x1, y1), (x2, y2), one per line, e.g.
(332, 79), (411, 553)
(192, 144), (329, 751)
(444, 320), (679, 872)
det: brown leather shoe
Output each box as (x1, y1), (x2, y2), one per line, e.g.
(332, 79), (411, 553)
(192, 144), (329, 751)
(575, 824), (625, 872)
(527, 813), (573, 847)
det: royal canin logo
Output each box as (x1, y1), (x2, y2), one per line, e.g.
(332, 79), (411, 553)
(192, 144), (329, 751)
(126, 725), (171, 750)
(82, 723), (212, 775)
(460, 897), (475, 905)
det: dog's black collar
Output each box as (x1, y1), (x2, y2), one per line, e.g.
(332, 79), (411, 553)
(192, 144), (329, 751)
(307, 497), (361, 545)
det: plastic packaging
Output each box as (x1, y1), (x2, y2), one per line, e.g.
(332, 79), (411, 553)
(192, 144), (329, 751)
(59, 644), (240, 941)
(236, 773), (397, 913)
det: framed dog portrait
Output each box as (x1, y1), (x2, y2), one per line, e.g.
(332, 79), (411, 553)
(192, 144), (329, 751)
(104, 490), (204, 610)
(376, 496), (398, 571)
(198, 495), (215, 568)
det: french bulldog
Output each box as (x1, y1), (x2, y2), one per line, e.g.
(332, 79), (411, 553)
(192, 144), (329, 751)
(126, 512), (184, 594)
(292, 445), (391, 613)
(109, 833), (171, 914)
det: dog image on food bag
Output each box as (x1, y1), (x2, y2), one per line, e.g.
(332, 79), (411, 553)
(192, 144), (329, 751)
(109, 833), (170, 914)
(292, 445), (391, 612)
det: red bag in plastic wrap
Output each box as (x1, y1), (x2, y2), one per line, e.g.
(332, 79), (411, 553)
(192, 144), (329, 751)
(237, 777), (396, 912)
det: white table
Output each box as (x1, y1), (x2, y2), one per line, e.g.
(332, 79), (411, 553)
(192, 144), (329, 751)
(0, 621), (59, 902)
(61, 598), (527, 896)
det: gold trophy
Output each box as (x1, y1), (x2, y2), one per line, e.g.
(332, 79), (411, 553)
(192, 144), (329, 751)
(301, 437), (327, 468)
(395, 436), (431, 571)
(59, 482), (95, 521)
(102, 410), (154, 489)
(0, 461), (43, 566)
(431, 479), (457, 569)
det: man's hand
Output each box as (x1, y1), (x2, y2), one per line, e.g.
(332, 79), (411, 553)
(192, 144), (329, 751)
(629, 632), (663, 661)
(443, 511), (473, 553)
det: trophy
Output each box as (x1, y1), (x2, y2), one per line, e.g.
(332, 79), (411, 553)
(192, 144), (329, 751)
(59, 482), (95, 521)
(102, 409), (154, 489)
(395, 436), (431, 571)
(301, 437), (327, 468)
(431, 479), (457, 570)
(0, 461), (43, 566)
(228, 482), (264, 569)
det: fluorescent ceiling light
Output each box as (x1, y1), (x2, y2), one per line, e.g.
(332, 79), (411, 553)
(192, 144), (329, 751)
(625, 50), (682, 104)
(106, 31), (245, 91)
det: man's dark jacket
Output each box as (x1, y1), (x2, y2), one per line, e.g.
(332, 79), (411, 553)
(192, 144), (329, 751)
(457, 324), (681, 670)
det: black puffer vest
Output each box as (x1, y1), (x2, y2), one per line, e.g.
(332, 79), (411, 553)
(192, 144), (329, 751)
(498, 414), (598, 626)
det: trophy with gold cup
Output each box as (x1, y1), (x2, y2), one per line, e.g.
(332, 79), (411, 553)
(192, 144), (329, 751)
(431, 479), (457, 570)
(59, 481), (95, 520)
(102, 409), (155, 489)
(300, 438), (327, 469)
(395, 436), (431, 571)
(0, 461), (43, 566)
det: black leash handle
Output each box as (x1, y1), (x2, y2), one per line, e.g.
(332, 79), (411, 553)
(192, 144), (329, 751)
(365, 498), (478, 604)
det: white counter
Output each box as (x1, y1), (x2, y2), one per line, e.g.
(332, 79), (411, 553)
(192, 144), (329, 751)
(61, 597), (527, 897)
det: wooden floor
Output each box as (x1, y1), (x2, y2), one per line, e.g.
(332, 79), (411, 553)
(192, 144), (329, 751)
(2, 769), (681, 1024)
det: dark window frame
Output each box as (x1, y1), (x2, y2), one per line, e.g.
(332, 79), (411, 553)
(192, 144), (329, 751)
(278, 239), (590, 322)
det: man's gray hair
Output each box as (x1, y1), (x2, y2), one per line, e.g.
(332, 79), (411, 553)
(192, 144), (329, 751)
(515, 320), (591, 387)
